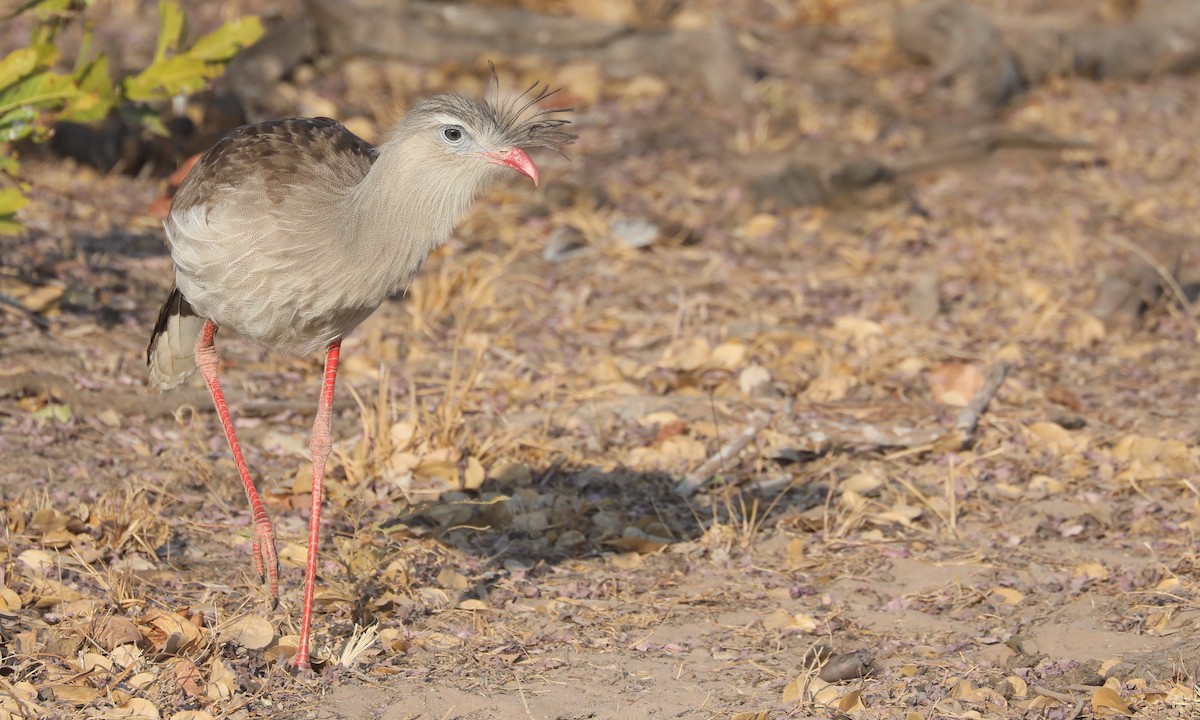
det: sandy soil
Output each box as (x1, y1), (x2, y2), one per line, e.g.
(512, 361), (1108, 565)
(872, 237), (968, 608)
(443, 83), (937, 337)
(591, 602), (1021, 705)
(2, 1), (1199, 718)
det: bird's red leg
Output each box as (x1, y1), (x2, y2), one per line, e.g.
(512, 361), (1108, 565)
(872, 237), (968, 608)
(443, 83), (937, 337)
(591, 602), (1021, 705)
(293, 340), (341, 671)
(193, 320), (280, 604)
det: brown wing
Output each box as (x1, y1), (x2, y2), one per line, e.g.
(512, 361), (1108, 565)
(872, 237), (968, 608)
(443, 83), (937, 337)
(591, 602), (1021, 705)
(170, 117), (379, 215)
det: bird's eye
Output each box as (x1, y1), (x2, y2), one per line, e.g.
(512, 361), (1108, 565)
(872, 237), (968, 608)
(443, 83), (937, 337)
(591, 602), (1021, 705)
(440, 125), (466, 144)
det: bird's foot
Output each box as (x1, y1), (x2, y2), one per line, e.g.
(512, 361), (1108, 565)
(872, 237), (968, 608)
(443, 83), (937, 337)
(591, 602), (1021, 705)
(290, 653), (313, 673)
(250, 516), (280, 606)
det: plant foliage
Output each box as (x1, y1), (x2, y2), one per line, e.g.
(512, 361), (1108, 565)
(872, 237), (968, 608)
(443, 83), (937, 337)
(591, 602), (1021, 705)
(0, 0), (262, 233)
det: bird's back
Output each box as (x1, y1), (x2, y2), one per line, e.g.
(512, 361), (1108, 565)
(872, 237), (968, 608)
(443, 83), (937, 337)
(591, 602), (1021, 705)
(172, 118), (377, 211)
(165, 118), (382, 355)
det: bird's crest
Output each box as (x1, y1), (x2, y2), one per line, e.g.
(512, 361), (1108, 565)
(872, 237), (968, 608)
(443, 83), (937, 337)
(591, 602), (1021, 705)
(483, 61), (576, 154)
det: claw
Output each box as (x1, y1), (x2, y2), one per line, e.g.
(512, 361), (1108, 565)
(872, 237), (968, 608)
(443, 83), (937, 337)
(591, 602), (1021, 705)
(252, 516), (280, 603)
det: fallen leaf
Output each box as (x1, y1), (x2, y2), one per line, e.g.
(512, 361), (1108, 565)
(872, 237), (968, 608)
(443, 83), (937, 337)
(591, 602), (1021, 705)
(463, 456), (486, 490)
(837, 688), (865, 712)
(743, 213), (780, 239)
(95, 615), (143, 650)
(172, 658), (206, 699)
(44, 684), (102, 706)
(170, 712), (216, 720)
(992, 587), (1025, 605)
(220, 614), (275, 650)
(929, 363), (985, 406)
(141, 610), (201, 654)
(0, 584), (21, 612)
(1091, 686), (1132, 716)
(206, 659), (236, 701)
(106, 698), (160, 719)
(738, 364), (772, 395)
(1074, 561), (1108, 582)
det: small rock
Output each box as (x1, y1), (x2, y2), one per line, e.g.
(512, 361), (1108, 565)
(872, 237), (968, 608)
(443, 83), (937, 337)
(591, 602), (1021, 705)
(543, 225), (591, 263)
(611, 218), (659, 249)
(738, 364), (772, 396)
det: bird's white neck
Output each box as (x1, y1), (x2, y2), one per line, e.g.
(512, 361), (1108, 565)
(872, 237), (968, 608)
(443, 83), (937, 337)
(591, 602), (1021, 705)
(339, 143), (487, 297)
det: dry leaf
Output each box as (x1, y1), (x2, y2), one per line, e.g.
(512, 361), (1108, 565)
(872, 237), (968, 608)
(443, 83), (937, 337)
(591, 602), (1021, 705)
(782, 675), (805, 703)
(206, 659), (236, 701)
(109, 644), (143, 669)
(1026, 421), (1087, 454)
(107, 698), (160, 719)
(463, 456), (486, 490)
(1091, 686), (1132, 716)
(141, 610), (201, 654)
(837, 688), (865, 712)
(738, 364), (772, 395)
(0, 584), (21, 612)
(951, 678), (984, 701)
(841, 471), (883, 495)
(95, 615), (143, 650)
(437, 567), (469, 591)
(220, 615), (275, 650)
(743, 213), (780, 239)
(1074, 561), (1109, 582)
(18, 548), (57, 576)
(710, 341), (747, 369)
(172, 658), (206, 699)
(1005, 674), (1029, 697)
(992, 587), (1025, 605)
(929, 363), (985, 406)
(44, 684), (102, 706)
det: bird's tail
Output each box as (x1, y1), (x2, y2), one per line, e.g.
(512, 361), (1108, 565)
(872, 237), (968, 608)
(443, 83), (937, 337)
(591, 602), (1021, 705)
(147, 285), (205, 391)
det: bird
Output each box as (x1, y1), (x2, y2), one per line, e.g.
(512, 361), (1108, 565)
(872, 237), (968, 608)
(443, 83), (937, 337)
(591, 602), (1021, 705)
(146, 73), (574, 670)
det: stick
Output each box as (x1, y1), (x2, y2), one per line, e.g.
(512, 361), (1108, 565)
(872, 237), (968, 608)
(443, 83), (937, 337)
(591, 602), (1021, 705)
(953, 361), (1009, 439)
(0, 293), (49, 330)
(1103, 233), (1194, 316)
(677, 410), (772, 497)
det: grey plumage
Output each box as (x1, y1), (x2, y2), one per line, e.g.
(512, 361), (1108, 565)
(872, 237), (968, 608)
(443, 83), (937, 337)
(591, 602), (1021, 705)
(147, 88), (573, 390)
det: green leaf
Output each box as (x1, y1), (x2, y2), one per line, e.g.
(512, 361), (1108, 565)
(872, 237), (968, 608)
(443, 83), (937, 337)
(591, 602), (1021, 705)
(0, 106), (40, 142)
(60, 55), (114, 122)
(0, 187), (28, 235)
(123, 54), (216, 102)
(33, 403), (73, 423)
(0, 44), (59, 91)
(0, 154), (19, 174)
(0, 71), (77, 117)
(153, 0), (187, 63)
(119, 102), (168, 137)
(30, 0), (76, 20)
(0, 187), (28, 215)
(185, 15), (263, 62)
(0, 48), (41, 90)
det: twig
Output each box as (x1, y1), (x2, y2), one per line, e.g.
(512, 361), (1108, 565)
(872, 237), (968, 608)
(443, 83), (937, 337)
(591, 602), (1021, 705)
(1102, 233), (1193, 317)
(1032, 685), (1076, 704)
(677, 410), (772, 497)
(0, 293), (49, 330)
(1065, 698), (1087, 720)
(952, 361), (1009, 440)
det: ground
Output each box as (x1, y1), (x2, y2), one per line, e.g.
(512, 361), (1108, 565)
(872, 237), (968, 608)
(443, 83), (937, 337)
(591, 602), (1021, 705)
(2, 1), (1199, 719)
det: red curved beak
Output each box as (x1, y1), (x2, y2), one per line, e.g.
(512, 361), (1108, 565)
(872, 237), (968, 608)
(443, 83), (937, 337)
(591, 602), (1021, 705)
(485, 148), (539, 186)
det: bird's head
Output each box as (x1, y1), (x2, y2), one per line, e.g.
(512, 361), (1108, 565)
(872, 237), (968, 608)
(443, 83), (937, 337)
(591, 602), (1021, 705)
(388, 71), (575, 189)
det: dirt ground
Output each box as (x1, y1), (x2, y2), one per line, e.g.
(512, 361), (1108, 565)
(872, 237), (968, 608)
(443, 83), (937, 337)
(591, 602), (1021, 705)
(2, 1), (1200, 718)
